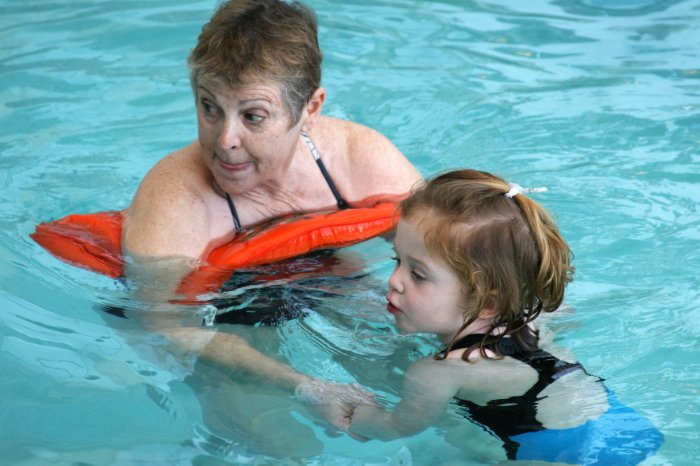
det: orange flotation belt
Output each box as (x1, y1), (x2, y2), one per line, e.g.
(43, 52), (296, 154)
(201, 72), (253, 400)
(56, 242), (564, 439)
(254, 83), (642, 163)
(31, 198), (399, 302)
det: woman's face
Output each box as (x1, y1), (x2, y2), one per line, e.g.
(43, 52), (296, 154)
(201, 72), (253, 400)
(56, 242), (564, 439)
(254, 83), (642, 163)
(386, 216), (468, 343)
(195, 77), (304, 195)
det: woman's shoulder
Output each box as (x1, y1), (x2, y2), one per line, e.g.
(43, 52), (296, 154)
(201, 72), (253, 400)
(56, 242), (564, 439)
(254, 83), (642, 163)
(136, 142), (214, 203)
(315, 115), (398, 156)
(313, 116), (423, 199)
(124, 141), (216, 258)
(146, 141), (204, 180)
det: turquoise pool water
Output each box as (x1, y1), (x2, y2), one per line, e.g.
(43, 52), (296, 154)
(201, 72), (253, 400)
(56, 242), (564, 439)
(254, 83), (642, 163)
(1, 0), (698, 464)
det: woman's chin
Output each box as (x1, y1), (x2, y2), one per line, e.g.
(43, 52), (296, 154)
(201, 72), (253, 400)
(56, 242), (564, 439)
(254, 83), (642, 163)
(214, 173), (257, 195)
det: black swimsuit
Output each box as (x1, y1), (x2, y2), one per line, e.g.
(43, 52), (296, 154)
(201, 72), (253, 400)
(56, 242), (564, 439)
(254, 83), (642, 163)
(450, 334), (588, 460)
(449, 334), (663, 464)
(224, 132), (349, 233)
(213, 133), (352, 326)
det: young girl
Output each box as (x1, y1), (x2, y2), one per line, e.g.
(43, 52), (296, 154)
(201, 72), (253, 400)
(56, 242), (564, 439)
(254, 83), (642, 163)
(349, 169), (663, 464)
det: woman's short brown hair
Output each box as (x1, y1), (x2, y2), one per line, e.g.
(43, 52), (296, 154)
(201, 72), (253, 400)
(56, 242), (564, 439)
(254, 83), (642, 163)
(188, 0), (322, 126)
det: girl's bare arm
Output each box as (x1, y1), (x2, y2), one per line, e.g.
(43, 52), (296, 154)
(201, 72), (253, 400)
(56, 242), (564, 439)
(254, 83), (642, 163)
(349, 358), (458, 440)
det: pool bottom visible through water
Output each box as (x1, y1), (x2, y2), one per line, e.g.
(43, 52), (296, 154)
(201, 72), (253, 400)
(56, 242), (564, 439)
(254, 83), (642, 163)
(2, 0), (699, 464)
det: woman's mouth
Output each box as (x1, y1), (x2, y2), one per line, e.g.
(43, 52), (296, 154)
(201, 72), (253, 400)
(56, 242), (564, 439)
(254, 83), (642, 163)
(217, 157), (251, 172)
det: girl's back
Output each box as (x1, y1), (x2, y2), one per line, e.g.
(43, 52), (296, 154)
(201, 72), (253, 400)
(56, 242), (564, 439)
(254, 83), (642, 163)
(430, 336), (661, 464)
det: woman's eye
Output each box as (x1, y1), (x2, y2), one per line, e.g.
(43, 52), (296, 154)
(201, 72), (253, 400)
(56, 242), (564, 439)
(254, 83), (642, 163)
(244, 113), (264, 123)
(201, 100), (218, 116)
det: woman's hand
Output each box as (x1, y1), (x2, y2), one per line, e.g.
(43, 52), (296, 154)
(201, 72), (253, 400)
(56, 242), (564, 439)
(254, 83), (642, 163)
(295, 378), (376, 431)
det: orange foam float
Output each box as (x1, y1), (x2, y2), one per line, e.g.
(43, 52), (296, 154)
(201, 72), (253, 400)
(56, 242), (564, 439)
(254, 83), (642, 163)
(31, 198), (400, 302)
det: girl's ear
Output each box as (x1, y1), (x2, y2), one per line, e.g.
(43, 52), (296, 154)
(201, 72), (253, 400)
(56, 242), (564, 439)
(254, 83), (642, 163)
(478, 291), (500, 320)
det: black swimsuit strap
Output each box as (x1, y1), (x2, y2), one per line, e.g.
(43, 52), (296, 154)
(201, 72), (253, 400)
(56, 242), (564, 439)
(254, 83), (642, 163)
(301, 132), (349, 209)
(225, 193), (243, 233)
(450, 333), (488, 351)
(449, 333), (584, 383)
(224, 133), (349, 232)
(448, 333), (516, 356)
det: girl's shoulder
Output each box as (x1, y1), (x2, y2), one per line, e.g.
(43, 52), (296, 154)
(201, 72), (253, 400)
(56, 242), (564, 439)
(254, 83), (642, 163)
(433, 353), (541, 405)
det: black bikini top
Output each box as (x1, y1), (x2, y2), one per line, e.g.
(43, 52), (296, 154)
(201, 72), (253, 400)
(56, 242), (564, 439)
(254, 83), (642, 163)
(225, 132), (349, 233)
(448, 333), (517, 356)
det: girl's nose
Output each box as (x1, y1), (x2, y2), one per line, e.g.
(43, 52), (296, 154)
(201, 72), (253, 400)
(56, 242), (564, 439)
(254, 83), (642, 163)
(218, 118), (242, 150)
(387, 268), (403, 294)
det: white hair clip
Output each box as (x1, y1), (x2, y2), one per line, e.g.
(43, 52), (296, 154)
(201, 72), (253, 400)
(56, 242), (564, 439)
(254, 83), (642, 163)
(505, 184), (522, 198)
(505, 184), (548, 198)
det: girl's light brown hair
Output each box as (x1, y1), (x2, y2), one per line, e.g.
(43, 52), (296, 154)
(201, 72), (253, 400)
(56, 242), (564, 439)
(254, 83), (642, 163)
(400, 169), (573, 360)
(188, 0), (322, 126)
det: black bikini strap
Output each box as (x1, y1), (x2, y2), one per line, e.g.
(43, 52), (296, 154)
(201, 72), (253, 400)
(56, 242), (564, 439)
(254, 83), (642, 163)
(449, 333), (515, 353)
(225, 193), (243, 233)
(449, 334), (486, 352)
(300, 132), (349, 210)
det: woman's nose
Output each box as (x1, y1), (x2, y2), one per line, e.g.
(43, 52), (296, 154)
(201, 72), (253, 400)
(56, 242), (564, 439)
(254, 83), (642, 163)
(218, 118), (241, 150)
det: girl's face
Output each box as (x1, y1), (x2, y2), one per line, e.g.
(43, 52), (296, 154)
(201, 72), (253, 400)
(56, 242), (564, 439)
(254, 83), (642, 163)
(387, 216), (467, 343)
(195, 78), (305, 195)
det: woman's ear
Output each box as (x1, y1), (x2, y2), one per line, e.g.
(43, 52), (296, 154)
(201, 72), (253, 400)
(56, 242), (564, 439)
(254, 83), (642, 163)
(302, 87), (326, 131)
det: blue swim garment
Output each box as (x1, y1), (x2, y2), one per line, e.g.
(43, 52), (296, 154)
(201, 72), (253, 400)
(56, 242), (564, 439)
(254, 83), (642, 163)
(510, 390), (663, 465)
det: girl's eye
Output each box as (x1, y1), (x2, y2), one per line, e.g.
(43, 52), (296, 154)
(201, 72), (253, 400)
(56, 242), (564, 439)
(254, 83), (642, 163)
(411, 270), (426, 281)
(244, 113), (264, 123)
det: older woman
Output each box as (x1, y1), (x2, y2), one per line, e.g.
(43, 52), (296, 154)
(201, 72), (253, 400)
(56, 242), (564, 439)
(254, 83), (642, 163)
(123, 0), (421, 428)
(124, 0), (420, 280)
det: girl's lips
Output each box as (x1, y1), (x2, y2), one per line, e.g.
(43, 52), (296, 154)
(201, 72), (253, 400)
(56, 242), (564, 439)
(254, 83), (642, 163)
(387, 301), (401, 315)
